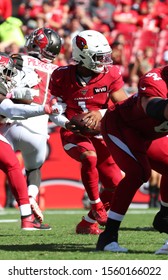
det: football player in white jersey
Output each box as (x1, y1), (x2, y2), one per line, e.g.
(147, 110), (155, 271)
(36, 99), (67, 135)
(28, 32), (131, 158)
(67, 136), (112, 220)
(0, 29), (64, 223)
(0, 52), (61, 230)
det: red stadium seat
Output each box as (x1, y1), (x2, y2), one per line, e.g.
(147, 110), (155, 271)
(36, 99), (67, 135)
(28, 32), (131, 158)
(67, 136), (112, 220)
(133, 30), (158, 49)
(131, 30), (159, 61)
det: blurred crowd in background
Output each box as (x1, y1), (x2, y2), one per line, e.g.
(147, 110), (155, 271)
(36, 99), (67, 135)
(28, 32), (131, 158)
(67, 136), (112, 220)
(0, 0), (168, 94)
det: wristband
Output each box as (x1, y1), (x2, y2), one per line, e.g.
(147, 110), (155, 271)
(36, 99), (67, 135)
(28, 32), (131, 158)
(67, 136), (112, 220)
(6, 93), (12, 99)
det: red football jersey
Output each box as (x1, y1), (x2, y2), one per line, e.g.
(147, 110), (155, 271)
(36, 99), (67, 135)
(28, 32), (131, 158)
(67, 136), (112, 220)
(112, 66), (168, 140)
(49, 64), (124, 120)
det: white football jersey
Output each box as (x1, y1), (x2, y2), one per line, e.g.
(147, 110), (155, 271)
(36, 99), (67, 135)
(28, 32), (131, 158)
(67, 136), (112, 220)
(13, 55), (58, 135)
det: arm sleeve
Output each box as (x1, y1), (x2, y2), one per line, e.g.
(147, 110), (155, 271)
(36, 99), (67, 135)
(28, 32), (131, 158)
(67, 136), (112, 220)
(0, 98), (45, 120)
(49, 114), (69, 128)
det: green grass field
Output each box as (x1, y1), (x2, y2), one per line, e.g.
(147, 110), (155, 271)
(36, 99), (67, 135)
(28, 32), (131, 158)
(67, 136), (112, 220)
(0, 208), (167, 260)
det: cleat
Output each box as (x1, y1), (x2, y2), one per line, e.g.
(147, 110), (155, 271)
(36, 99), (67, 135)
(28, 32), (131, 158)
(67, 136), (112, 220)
(29, 196), (43, 223)
(76, 218), (103, 235)
(104, 242), (128, 253)
(155, 240), (168, 255)
(92, 205), (107, 226)
(96, 232), (128, 252)
(153, 211), (168, 234)
(21, 214), (51, 230)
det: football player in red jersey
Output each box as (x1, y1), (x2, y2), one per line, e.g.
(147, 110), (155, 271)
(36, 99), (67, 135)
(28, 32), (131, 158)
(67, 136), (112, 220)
(0, 28), (64, 224)
(49, 30), (128, 234)
(96, 65), (168, 254)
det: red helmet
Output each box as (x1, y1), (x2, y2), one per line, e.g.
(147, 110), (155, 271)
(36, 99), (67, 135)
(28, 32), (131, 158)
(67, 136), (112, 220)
(25, 28), (62, 62)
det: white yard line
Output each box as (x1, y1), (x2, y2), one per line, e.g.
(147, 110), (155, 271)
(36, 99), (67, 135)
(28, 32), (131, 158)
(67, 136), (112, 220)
(0, 209), (157, 216)
(0, 219), (18, 223)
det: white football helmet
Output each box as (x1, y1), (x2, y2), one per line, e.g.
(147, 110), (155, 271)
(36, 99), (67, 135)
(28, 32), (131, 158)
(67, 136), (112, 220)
(72, 30), (112, 73)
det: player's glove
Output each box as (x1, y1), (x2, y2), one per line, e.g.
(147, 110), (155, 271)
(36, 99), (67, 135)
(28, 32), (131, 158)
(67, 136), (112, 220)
(6, 87), (39, 100)
(44, 98), (67, 115)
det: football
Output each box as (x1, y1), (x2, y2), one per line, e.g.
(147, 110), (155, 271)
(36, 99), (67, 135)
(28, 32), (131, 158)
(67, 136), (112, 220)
(70, 113), (101, 137)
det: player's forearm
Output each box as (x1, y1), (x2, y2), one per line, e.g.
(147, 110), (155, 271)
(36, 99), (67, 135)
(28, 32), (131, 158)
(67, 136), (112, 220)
(0, 99), (46, 120)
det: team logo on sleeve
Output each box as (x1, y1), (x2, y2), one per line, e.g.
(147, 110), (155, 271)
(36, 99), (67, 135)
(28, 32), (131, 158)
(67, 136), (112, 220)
(76, 36), (88, 50)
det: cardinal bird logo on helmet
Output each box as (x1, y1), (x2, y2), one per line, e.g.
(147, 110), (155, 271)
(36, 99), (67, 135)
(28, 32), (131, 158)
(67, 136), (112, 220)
(76, 35), (88, 51)
(34, 29), (49, 49)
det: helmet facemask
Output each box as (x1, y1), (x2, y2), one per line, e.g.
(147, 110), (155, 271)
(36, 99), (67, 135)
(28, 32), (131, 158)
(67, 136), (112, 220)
(87, 51), (112, 73)
(40, 49), (56, 63)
